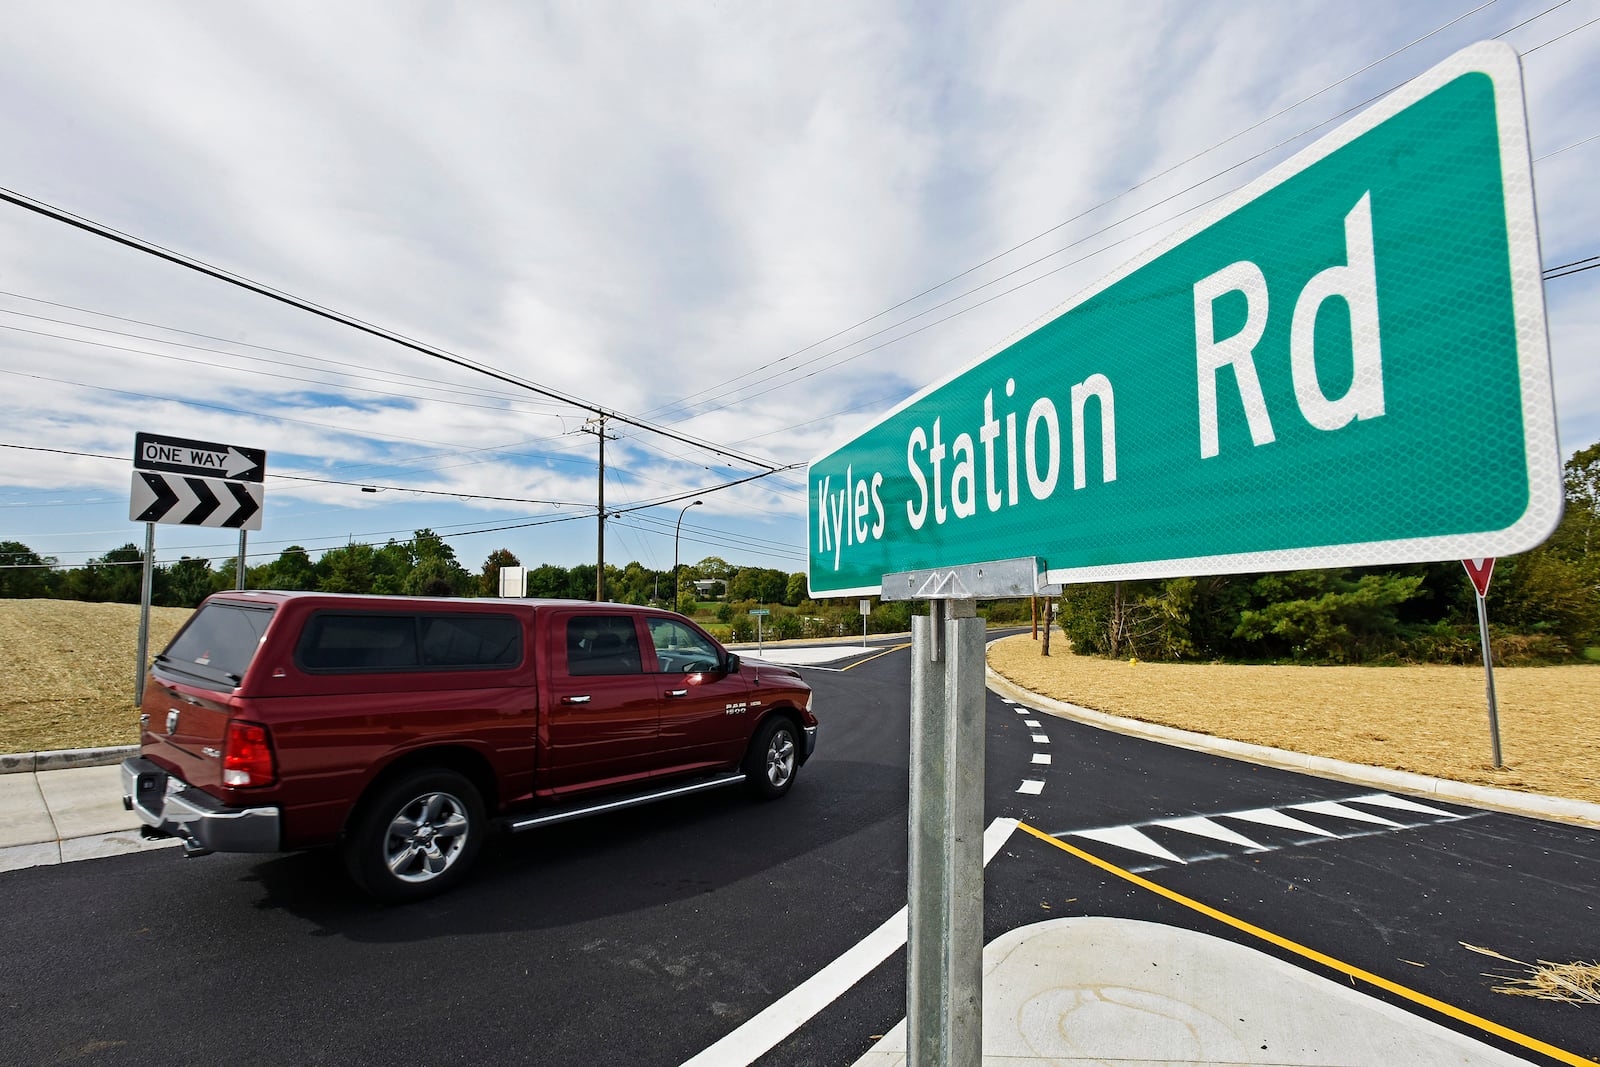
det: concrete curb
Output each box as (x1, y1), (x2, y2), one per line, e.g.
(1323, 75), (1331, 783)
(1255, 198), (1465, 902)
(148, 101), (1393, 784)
(986, 667), (1600, 830)
(0, 745), (137, 775)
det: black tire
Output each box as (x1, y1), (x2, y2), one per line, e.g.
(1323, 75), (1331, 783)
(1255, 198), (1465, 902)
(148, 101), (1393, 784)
(744, 716), (800, 800)
(343, 768), (485, 903)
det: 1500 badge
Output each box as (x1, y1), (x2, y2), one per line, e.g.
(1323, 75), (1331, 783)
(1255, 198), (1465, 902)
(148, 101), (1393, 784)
(724, 702), (748, 715)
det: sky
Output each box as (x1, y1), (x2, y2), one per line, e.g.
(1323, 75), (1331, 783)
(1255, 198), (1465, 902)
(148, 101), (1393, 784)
(1, 0), (1596, 584)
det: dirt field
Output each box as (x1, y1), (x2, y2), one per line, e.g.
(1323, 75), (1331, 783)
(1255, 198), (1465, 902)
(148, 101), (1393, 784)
(0, 599), (191, 753)
(988, 633), (1600, 806)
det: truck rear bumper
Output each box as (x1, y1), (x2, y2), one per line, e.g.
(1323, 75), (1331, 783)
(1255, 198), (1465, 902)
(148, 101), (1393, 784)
(121, 756), (280, 855)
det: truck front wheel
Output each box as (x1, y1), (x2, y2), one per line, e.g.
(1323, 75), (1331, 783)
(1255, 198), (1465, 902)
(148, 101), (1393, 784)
(744, 717), (799, 800)
(344, 768), (485, 903)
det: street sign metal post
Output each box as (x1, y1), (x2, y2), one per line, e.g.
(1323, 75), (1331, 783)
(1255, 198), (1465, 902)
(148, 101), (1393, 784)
(807, 43), (1559, 1067)
(749, 608), (770, 654)
(130, 433), (267, 704)
(1463, 558), (1502, 768)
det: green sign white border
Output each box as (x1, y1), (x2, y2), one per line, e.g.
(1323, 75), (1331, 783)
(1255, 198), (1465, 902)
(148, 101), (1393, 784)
(807, 41), (1559, 597)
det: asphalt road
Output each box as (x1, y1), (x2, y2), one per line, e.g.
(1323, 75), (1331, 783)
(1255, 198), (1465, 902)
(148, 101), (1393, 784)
(1, 637), (1595, 1066)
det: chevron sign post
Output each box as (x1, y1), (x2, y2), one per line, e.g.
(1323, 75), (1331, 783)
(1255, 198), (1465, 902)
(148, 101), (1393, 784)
(129, 471), (264, 530)
(129, 433), (267, 703)
(129, 434), (265, 530)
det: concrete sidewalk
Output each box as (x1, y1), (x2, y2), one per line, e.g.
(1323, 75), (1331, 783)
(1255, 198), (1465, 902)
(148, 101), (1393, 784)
(0, 751), (177, 873)
(853, 917), (1533, 1066)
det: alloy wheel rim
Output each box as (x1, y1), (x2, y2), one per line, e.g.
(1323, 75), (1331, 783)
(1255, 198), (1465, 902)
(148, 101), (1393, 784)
(385, 791), (470, 882)
(766, 731), (795, 787)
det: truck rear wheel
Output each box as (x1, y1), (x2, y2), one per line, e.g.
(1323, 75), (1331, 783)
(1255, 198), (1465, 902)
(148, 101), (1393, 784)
(744, 717), (799, 800)
(344, 768), (484, 903)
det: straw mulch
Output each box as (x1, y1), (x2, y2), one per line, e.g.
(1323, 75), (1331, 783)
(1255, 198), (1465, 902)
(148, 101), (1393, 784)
(0, 599), (192, 753)
(987, 633), (1600, 806)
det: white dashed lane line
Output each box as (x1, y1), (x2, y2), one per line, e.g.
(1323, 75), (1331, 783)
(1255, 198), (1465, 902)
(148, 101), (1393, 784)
(1004, 697), (1056, 795)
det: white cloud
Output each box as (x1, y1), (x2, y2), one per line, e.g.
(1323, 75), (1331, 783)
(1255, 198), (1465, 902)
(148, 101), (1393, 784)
(0, 0), (1595, 575)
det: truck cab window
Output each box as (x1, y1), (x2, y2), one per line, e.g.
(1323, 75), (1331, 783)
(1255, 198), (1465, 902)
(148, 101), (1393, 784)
(645, 618), (722, 674)
(566, 616), (644, 676)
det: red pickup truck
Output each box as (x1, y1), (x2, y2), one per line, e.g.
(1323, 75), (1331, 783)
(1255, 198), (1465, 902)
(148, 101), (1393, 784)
(121, 591), (817, 901)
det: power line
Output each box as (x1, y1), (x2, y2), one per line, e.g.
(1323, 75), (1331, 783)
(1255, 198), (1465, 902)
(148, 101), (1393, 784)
(1522, 11), (1600, 52)
(647, 2), (1587, 426)
(0, 186), (780, 473)
(643, 1), (1516, 424)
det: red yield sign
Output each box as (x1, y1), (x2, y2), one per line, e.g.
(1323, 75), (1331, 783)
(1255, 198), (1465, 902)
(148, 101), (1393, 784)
(1462, 558), (1495, 599)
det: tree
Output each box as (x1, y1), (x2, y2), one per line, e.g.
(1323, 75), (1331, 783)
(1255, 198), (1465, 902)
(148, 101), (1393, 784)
(371, 541), (413, 595)
(318, 543), (376, 594)
(784, 572), (808, 607)
(0, 540), (54, 598)
(405, 557), (472, 596)
(258, 546), (317, 591)
(614, 561), (656, 605)
(161, 557), (216, 607)
(728, 567), (786, 604)
(691, 556), (733, 582)
(97, 543), (146, 603)
(527, 563), (572, 598)
(1233, 571), (1424, 663)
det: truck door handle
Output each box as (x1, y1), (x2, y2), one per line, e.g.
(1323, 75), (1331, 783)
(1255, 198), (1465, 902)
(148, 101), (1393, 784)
(561, 695), (592, 705)
(666, 689), (688, 698)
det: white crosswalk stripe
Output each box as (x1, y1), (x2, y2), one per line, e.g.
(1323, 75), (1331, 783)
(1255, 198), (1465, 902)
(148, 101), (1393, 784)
(1047, 793), (1478, 872)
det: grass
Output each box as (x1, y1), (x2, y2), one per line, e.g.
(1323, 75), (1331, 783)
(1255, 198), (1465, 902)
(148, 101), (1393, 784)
(987, 633), (1600, 806)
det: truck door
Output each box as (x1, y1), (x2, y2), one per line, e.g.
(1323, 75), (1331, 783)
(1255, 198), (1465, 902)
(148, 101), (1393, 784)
(643, 616), (753, 772)
(543, 611), (660, 794)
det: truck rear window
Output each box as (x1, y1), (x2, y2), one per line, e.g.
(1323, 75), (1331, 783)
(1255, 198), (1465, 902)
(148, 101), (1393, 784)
(158, 601), (275, 690)
(297, 612), (522, 672)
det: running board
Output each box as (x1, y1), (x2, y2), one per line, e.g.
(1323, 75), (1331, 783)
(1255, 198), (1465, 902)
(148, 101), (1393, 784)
(500, 772), (747, 833)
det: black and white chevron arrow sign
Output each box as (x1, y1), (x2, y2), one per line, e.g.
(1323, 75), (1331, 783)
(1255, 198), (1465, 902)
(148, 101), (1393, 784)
(129, 471), (263, 530)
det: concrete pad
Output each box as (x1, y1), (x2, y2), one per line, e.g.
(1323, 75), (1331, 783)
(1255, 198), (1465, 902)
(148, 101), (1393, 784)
(855, 917), (1527, 1066)
(0, 773), (55, 848)
(35, 764), (139, 840)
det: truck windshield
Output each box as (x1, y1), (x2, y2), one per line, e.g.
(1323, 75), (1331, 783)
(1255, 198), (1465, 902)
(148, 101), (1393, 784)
(158, 601), (275, 690)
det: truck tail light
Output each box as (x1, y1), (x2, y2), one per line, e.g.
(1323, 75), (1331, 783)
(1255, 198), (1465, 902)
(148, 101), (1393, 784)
(223, 721), (275, 787)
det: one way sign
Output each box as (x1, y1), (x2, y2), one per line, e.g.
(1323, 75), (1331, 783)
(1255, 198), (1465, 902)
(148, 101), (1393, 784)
(134, 432), (265, 483)
(129, 471), (264, 530)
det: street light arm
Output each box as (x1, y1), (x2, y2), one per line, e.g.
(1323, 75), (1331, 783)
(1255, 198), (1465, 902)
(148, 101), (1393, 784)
(672, 499), (704, 614)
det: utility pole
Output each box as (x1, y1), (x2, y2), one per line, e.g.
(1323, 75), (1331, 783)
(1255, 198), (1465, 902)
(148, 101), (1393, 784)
(580, 415), (618, 601)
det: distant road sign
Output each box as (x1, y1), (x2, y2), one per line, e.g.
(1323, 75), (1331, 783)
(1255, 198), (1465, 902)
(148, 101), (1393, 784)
(130, 471), (264, 530)
(1463, 558), (1496, 598)
(749, 608), (771, 616)
(134, 432), (265, 483)
(808, 42), (1560, 598)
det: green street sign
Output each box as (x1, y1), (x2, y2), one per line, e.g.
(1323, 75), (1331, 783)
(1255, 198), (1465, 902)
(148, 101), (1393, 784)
(808, 42), (1560, 598)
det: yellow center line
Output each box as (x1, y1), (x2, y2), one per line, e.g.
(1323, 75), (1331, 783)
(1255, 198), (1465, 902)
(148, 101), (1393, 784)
(838, 642), (911, 670)
(1016, 821), (1597, 1067)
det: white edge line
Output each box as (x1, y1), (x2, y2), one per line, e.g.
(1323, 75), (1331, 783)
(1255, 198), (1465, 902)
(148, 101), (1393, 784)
(678, 817), (1019, 1067)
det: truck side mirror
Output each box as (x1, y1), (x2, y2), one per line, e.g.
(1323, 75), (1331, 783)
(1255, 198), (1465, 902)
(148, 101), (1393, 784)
(725, 652), (741, 674)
